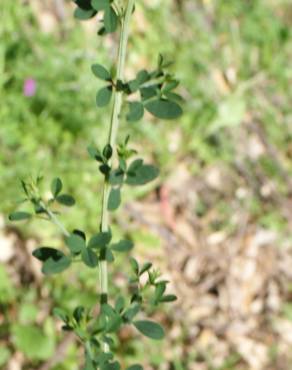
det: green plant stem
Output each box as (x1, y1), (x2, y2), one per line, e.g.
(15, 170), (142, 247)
(99, 0), (135, 351)
(40, 202), (70, 237)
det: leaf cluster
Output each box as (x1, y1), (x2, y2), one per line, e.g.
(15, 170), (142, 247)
(92, 55), (183, 121)
(8, 177), (75, 223)
(73, 0), (119, 34)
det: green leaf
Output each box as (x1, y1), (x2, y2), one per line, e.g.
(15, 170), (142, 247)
(108, 188), (121, 211)
(96, 86), (112, 107)
(102, 362), (120, 370)
(105, 248), (114, 262)
(160, 294), (177, 303)
(75, 0), (93, 10)
(123, 303), (140, 322)
(88, 145), (103, 162)
(88, 232), (112, 249)
(65, 234), (86, 254)
(84, 352), (95, 370)
(8, 211), (32, 221)
(32, 247), (71, 275)
(127, 102), (144, 122)
(136, 70), (150, 84)
(162, 80), (179, 93)
(126, 365), (143, 370)
(81, 248), (98, 268)
(104, 6), (118, 33)
(56, 194), (75, 206)
(145, 99), (182, 119)
(73, 229), (86, 241)
(53, 307), (69, 323)
(91, 63), (111, 81)
(111, 239), (133, 252)
(153, 282), (167, 304)
(130, 257), (139, 275)
(101, 304), (122, 332)
(133, 320), (165, 340)
(103, 144), (113, 160)
(139, 262), (152, 275)
(109, 169), (124, 186)
(12, 325), (55, 360)
(91, 0), (109, 11)
(140, 86), (158, 101)
(74, 7), (97, 20)
(127, 159), (143, 173)
(126, 164), (159, 186)
(115, 296), (125, 313)
(51, 177), (63, 198)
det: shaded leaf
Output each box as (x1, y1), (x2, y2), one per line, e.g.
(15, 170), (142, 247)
(104, 6), (118, 33)
(109, 169), (124, 186)
(130, 257), (139, 275)
(52, 307), (69, 323)
(51, 178), (63, 198)
(96, 86), (112, 107)
(160, 294), (177, 303)
(92, 63), (111, 81)
(56, 194), (75, 207)
(127, 102), (144, 122)
(126, 365), (143, 370)
(9, 211), (32, 221)
(108, 188), (121, 211)
(133, 320), (164, 340)
(139, 262), (152, 276)
(123, 303), (140, 322)
(65, 234), (86, 254)
(88, 232), (112, 249)
(145, 99), (182, 119)
(74, 7), (96, 20)
(91, 0), (109, 11)
(126, 164), (159, 186)
(81, 248), (98, 268)
(111, 239), (133, 252)
(32, 247), (71, 275)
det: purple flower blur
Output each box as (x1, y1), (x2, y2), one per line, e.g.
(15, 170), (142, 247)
(23, 78), (37, 97)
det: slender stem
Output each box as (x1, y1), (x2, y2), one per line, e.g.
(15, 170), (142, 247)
(99, 0), (135, 352)
(41, 202), (70, 237)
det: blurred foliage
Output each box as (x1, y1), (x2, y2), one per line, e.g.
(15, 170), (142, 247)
(0, 0), (292, 369)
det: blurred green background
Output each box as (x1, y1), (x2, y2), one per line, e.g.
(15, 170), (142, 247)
(1, 0), (292, 369)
